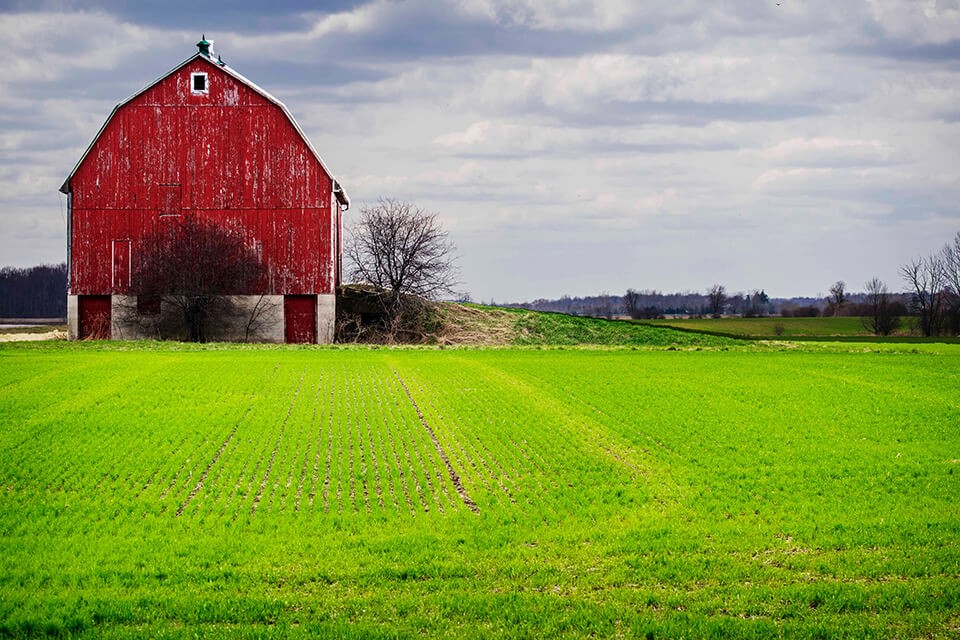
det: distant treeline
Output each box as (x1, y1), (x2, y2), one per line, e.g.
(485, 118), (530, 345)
(498, 289), (911, 320)
(501, 291), (726, 318)
(497, 231), (960, 336)
(0, 263), (67, 318)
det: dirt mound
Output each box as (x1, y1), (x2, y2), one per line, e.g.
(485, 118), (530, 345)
(432, 303), (520, 345)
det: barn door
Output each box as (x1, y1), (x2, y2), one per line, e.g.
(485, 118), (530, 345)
(284, 295), (316, 344)
(112, 239), (131, 292)
(78, 295), (111, 340)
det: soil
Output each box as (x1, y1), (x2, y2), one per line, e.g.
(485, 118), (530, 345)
(0, 330), (66, 342)
(393, 370), (479, 514)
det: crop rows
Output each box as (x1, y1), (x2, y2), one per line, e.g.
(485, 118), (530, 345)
(0, 355), (505, 528)
(0, 350), (675, 533)
(384, 354), (664, 527)
(1, 343), (959, 638)
(152, 361), (475, 522)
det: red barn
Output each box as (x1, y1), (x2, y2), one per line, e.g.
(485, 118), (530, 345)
(61, 37), (349, 343)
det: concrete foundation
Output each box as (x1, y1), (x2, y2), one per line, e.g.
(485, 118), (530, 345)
(66, 295), (79, 340)
(211, 295), (284, 343)
(67, 293), (338, 344)
(317, 294), (336, 344)
(69, 294), (290, 343)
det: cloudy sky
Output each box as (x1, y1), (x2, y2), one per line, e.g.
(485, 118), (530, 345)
(2, 1), (959, 302)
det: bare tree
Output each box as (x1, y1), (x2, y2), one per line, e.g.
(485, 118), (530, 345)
(941, 232), (960, 334)
(862, 277), (900, 336)
(243, 295), (282, 342)
(594, 291), (614, 318)
(346, 199), (458, 338)
(623, 288), (641, 319)
(900, 255), (946, 336)
(744, 289), (770, 317)
(707, 284), (726, 317)
(943, 232), (960, 294)
(129, 216), (265, 342)
(727, 292), (746, 316)
(827, 280), (847, 316)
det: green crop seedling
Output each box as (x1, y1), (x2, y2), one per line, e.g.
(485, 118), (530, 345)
(0, 340), (958, 638)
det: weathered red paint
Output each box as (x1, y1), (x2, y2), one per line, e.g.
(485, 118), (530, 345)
(283, 295), (317, 344)
(63, 53), (347, 303)
(78, 295), (111, 339)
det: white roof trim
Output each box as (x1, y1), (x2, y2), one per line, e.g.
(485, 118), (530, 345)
(60, 53), (349, 207)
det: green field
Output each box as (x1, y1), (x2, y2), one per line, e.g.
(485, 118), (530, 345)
(1, 341), (959, 638)
(641, 316), (901, 339)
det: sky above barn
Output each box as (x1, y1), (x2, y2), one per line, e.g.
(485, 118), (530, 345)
(2, 0), (959, 303)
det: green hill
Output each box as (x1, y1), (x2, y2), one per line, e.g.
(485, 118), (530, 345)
(435, 304), (736, 347)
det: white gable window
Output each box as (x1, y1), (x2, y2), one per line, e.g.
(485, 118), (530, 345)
(190, 72), (208, 95)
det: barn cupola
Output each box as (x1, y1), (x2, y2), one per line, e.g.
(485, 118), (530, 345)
(196, 35), (214, 58)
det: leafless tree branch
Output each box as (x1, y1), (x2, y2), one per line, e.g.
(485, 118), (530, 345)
(130, 216), (265, 342)
(346, 199), (459, 340)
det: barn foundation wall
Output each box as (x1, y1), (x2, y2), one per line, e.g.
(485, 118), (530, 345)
(208, 295), (285, 343)
(317, 294), (336, 344)
(66, 295), (78, 340)
(111, 295), (146, 340)
(66, 294), (337, 343)
(66, 294), (285, 343)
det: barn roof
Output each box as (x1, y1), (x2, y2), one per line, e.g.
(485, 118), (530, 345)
(60, 48), (350, 208)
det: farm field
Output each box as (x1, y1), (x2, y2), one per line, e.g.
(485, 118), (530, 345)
(640, 316), (917, 339)
(1, 341), (958, 638)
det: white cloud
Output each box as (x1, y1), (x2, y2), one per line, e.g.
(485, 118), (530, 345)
(2, 1), (959, 301)
(0, 12), (166, 83)
(761, 137), (894, 167)
(866, 0), (960, 44)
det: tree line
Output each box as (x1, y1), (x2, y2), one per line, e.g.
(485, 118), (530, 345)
(819, 232), (960, 336)
(5, 229), (958, 339)
(0, 263), (67, 319)
(898, 232), (960, 336)
(502, 289), (778, 320)
(501, 230), (960, 337)
(500, 285), (919, 336)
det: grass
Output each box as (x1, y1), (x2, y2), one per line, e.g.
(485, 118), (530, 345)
(0, 340), (958, 638)
(640, 316), (924, 339)
(438, 303), (736, 346)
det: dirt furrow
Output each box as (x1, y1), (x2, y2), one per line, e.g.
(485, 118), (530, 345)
(294, 377), (323, 511)
(137, 431), (191, 499)
(343, 373), (356, 512)
(407, 379), (463, 510)
(334, 374), (344, 514)
(361, 372), (384, 510)
(372, 373), (414, 515)
(351, 372), (370, 513)
(296, 377), (324, 512)
(321, 377), (335, 512)
(175, 405), (252, 517)
(250, 371), (305, 516)
(393, 371), (479, 515)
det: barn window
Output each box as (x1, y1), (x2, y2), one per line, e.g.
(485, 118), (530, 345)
(191, 72), (208, 94)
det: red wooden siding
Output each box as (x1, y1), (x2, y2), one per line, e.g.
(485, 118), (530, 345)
(67, 56), (339, 298)
(284, 295), (316, 344)
(78, 296), (111, 339)
(159, 184), (181, 216)
(111, 239), (131, 292)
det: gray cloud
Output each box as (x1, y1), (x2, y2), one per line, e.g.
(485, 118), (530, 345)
(1, 1), (959, 301)
(0, 0), (364, 32)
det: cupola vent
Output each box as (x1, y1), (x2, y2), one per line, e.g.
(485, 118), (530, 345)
(196, 35), (214, 57)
